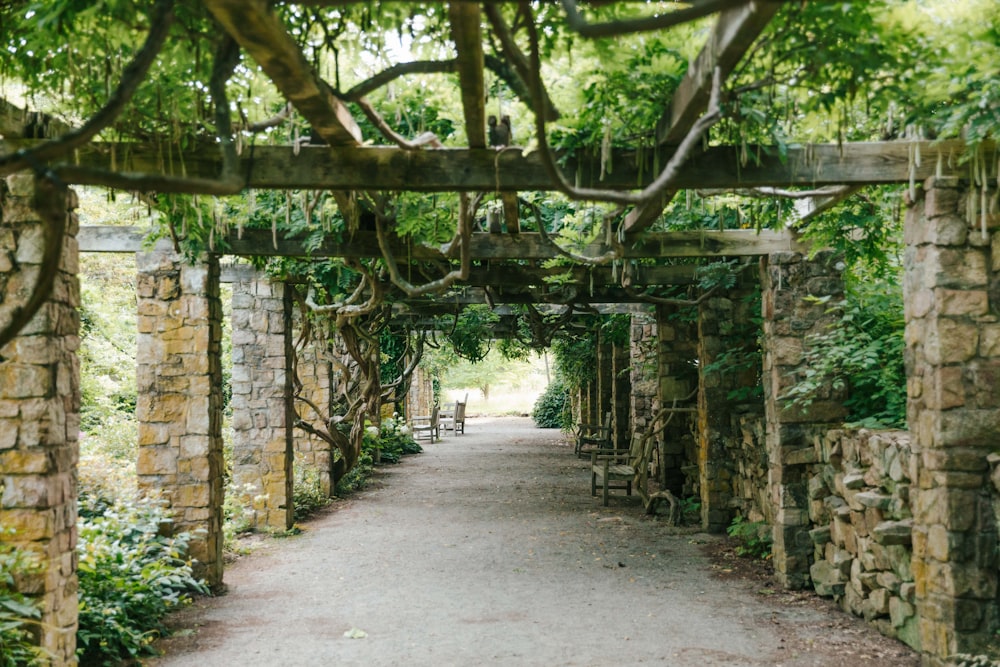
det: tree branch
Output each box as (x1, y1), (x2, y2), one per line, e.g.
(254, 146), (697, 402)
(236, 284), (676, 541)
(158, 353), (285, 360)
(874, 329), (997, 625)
(560, 0), (754, 38)
(342, 60), (459, 101)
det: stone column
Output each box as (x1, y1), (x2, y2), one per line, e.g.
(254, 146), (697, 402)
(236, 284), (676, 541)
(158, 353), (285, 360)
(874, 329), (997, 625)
(0, 175), (79, 662)
(904, 176), (999, 661)
(761, 251), (847, 589)
(656, 305), (698, 496)
(629, 311), (659, 435)
(586, 378), (598, 424)
(596, 335), (614, 426)
(136, 246), (223, 587)
(292, 332), (333, 497)
(611, 338), (631, 451)
(230, 273), (294, 532)
(698, 285), (762, 532)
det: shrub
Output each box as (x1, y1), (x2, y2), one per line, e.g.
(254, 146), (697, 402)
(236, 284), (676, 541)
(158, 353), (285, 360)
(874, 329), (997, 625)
(726, 516), (772, 560)
(532, 381), (571, 429)
(0, 534), (47, 666)
(76, 496), (208, 664)
(293, 458), (330, 522)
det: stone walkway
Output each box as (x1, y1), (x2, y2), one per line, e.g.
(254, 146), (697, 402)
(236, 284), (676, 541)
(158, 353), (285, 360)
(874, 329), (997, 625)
(149, 417), (918, 667)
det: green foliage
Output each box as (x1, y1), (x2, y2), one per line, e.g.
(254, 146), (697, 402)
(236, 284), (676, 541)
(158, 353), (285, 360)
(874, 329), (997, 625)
(551, 325), (597, 390)
(782, 284), (906, 429)
(292, 459), (330, 523)
(446, 305), (499, 363)
(76, 496), (208, 664)
(726, 516), (773, 560)
(532, 380), (571, 429)
(334, 449), (374, 496)
(0, 534), (47, 666)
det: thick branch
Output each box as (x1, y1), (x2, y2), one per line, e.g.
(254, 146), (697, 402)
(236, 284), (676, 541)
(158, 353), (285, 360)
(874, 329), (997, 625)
(522, 3), (724, 210)
(0, 0), (175, 177)
(342, 60), (459, 101)
(483, 5), (560, 121)
(355, 98), (444, 149)
(560, 0), (749, 38)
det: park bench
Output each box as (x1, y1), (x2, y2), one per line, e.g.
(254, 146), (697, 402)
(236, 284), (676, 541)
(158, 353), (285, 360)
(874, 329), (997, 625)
(590, 431), (656, 507)
(411, 406), (440, 443)
(574, 411), (612, 458)
(440, 394), (467, 436)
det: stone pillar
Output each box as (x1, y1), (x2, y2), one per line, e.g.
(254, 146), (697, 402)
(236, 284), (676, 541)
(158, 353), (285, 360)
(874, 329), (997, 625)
(136, 246), (223, 587)
(230, 273), (294, 531)
(611, 338), (631, 451)
(698, 285), (762, 532)
(904, 176), (999, 661)
(596, 335), (614, 427)
(406, 365), (434, 420)
(292, 330), (333, 497)
(0, 175), (79, 663)
(586, 378), (598, 424)
(656, 305), (698, 496)
(761, 251), (847, 589)
(629, 311), (659, 435)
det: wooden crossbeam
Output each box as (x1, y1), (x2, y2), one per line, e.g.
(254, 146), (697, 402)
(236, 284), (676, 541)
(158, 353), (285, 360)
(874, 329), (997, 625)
(45, 140), (988, 192)
(449, 3), (487, 149)
(657, 1), (780, 146)
(78, 225), (805, 259)
(204, 0), (361, 147)
(624, 1), (781, 235)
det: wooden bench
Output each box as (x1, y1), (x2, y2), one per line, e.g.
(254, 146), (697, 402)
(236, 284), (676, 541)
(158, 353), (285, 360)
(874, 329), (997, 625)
(411, 406), (440, 443)
(575, 411), (612, 458)
(440, 394), (467, 436)
(590, 433), (651, 506)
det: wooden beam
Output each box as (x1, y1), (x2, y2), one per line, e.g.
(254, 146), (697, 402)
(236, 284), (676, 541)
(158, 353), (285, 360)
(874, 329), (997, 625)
(622, 1), (780, 235)
(791, 185), (864, 224)
(49, 140), (988, 192)
(204, 0), (361, 147)
(657, 1), (780, 146)
(449, 3), (487, 149)
(78, 225), (806, 259)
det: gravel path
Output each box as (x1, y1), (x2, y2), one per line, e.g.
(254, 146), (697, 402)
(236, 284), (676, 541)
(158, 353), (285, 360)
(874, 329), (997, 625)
(149, 417), (918, 667)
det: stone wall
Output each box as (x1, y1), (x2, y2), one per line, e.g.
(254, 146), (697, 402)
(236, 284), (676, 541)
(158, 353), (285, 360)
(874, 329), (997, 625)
(405, 364), (434, 421)
(733, 414), (770, 525)
(807, 429), (919, 649)
(136, 247), (224, 586)
(0, 175), (80, 662)
(655, 305), (698, 497)
(698, 285), (763, 531)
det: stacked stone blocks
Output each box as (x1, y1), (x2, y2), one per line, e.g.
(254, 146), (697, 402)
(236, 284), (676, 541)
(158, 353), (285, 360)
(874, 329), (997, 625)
(698, 286), (764, 532)
(656, 305), (698, 497)
(807, 429), (919, 648)
(136, 247), (224, 586)
(761, 251), (847, 589)
(903, 177), (999, 661)
(0, 174), (80, 662)
(230, 274), (293, 531)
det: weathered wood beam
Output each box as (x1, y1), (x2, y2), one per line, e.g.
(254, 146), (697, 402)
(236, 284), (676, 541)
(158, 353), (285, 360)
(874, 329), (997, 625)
(658, 1), (780, 147)
(78, 225), (806, 259)
(459, 263), (698, 287)
(49, 140), (987, 192)
(791, 185), (864, 224)
(204, 0), (362, 147)
(449, 3), (487, 149)
(622, 1), (780, 235)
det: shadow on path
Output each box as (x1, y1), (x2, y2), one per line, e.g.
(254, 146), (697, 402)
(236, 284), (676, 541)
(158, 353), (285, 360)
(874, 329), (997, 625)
(149, 417), (918, 667)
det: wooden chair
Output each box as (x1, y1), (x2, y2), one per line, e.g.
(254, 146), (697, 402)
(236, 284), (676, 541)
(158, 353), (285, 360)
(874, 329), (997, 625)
(440, 395), (467, 436)
(575, 411), (612, 458)
(590, 432), (656, 507)
(411, 406), (440, 443)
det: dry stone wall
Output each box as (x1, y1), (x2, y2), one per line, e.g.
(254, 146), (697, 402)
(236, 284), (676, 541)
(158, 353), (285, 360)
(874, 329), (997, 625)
(807, 429), (919, 648)
(0, 175), (80, 663)
(656, 305), (698, 497)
